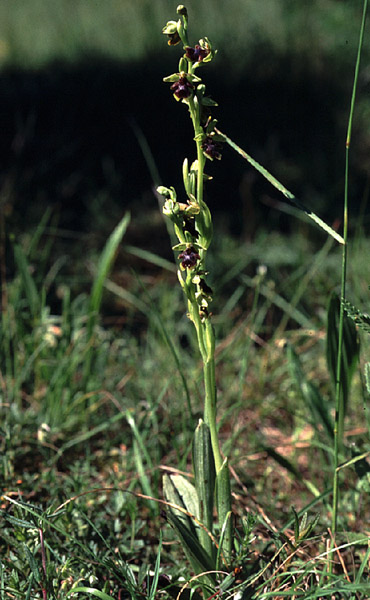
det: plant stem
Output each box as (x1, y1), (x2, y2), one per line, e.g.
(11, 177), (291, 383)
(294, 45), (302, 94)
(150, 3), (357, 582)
(187, 90), (223, 474)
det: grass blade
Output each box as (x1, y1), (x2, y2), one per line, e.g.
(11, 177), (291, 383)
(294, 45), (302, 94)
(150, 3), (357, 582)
(287, 343), (334, 440)
(66, 588), (115, 600)
(215, 127), (344, 245)
(83, 212), (130, 384)
(87, 212), (130, 338)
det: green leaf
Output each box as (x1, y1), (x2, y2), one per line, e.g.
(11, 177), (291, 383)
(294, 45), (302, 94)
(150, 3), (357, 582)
(192, 420), (216, 559)
(163, 473), (216, 587)
(326, 293), (360, 418)
(215, 458), (232, 561)
(165, 510), (216, 589)
(163, 474), (199, 540)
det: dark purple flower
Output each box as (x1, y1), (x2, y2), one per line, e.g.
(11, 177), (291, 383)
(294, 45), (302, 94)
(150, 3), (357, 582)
(185, 44), (209, 63)
(178, 246), (200, 269)
(201, 135), (222, 160)
(170, 76), (194, 100)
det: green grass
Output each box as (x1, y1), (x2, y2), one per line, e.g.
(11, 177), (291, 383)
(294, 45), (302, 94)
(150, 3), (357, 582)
(1, 214), (370, 597)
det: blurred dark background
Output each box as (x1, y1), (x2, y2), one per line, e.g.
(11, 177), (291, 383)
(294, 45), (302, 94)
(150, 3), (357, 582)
(1, 0), (369, 244)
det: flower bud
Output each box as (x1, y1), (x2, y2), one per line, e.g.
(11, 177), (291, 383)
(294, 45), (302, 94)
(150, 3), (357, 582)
(177, 5), (188, 16)
(157, 185), (177, 202)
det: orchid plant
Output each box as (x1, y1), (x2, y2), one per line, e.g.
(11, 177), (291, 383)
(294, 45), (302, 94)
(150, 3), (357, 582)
(157, 4), (233, 588)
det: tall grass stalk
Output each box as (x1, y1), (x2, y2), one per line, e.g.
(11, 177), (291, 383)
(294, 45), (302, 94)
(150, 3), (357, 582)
(331, 0), (368, 536)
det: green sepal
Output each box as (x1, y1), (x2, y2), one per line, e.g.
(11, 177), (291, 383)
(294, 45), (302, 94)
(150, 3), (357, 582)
(163, 73), (181, 83)
(192, 420), (216, 560)
(215, 458), (233, 561)
(162, 20), (178, 36)
(202, 97), (218, 107)
(172, 241), (202, 252)
(186, 72), (202, 84)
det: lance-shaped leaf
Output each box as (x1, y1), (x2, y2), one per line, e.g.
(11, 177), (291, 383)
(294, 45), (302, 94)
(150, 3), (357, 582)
(163, 474), (215, 588)
(165, 510), (216, 589)
(326, 293), (360, 432)
(163, 474), (199, 540)
(192, 420), (216, 560)
(215, 458), (233, 562)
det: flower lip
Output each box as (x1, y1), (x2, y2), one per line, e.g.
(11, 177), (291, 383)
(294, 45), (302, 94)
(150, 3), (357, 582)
(178, 245), (200, 269)
(185, 44), (209, 63)
(167, 31), (181, 46)
(201, 135), (222, 160)
(170, 75), (194, 100)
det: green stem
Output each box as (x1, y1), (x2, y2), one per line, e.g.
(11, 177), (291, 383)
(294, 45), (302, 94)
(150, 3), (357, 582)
(204, 358), (222, 473)
(187, 91), (223, 474)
